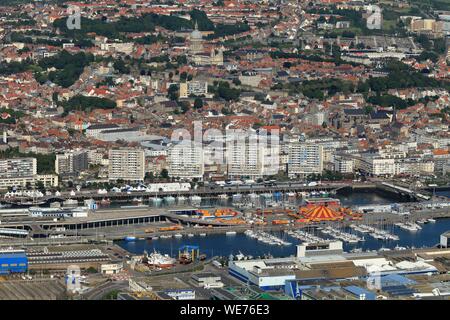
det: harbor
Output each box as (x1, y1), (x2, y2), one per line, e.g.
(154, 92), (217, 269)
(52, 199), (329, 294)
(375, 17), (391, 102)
(118, 217), (450, 259)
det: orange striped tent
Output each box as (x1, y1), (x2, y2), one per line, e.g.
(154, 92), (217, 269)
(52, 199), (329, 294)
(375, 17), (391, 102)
(301, 205), (344, 221)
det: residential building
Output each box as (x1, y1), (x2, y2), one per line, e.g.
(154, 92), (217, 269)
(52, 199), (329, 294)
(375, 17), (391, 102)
(288, 143), (323, 178)
(179, 81), (208, 98)
(167, 141), (204, 180)
(55, 150), (89, 175)
(108, 149), (145, 182)
(0, 158), (36, 178)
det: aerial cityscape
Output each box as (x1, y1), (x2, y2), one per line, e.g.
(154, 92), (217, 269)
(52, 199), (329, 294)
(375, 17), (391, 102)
(0, 0), (450, 304)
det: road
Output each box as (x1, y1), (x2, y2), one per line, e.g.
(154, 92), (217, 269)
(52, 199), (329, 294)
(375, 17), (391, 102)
(82, 279), (128, 300)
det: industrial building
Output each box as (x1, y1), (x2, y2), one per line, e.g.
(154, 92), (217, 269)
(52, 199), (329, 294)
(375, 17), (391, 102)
(0, 249), (28, 274)
(228, 241), (441, 294)
(440, 231), (450, 248)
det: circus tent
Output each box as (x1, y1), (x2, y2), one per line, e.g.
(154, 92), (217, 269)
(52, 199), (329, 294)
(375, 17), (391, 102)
(300, 205), (344, 221)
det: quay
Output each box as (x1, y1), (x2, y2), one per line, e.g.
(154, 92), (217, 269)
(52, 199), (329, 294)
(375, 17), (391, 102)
(0, 204), (449, 246)
(1, 181), (434, 205)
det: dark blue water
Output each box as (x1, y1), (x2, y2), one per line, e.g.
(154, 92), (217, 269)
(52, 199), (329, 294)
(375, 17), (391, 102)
(117, 191), (450, 258)
(118, 218), (450, 258)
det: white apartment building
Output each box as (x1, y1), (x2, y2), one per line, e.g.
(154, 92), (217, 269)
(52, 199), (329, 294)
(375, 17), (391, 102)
(0, 157), (59, 190)
(108, 148), (145, 181)
(0, 158), (37, 178)
(288, 143), (323, 178)
(333, 155), (354, 174)
(168, 141), (204, 180)
(395, 158), (435, 176)
(179, 81), (208, 98)
(356, 154), (396, 176)
(226, 131), (279, 179)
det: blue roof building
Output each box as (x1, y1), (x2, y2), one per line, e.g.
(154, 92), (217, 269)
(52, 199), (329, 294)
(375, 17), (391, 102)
(0, 251), (28, 274)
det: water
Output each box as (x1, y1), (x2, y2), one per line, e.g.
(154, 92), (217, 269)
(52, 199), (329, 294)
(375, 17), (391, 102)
(118, 219), (450, 258)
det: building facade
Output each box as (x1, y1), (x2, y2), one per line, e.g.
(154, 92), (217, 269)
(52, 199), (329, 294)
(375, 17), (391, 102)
(288, 143), (323, 178)
(108, 148), (145, 181)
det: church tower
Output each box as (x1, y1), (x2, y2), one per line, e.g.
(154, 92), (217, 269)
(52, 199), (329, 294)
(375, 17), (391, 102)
(189, 21), (204, 55)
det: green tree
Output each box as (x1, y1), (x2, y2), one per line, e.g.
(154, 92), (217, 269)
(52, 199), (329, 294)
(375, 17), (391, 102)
(194, 98), (203, 109)
(160, 169), (169, 179)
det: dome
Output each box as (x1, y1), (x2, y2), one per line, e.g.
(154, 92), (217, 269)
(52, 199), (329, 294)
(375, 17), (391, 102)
(190, 21), (202, 40)
(191, 29), (203, 40)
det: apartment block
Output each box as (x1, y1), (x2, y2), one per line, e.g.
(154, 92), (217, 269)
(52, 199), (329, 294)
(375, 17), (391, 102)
(108, 148), (145, 181)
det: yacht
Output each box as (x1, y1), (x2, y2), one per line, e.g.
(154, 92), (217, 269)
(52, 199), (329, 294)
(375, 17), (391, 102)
(427, 218), (436, 223)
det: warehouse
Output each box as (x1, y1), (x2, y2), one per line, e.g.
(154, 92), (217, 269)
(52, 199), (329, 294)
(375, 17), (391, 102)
(0, 249), (28, 274)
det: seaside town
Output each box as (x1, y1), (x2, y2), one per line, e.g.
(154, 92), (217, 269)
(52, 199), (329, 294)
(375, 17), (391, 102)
(0, 0), (450, 302)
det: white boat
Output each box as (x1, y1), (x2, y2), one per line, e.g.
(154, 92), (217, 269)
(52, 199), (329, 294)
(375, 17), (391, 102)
(397, 222), (421, 232)
(187, 233), (194, 237)
(164, 196), (176, 205)
(63, 199), (78, 207)
(174, 233), (183, 238)
(226, 231), (237, 236)
(199, 233), (207, 237)
(190, 195), (202, 205)
(218, 194), (229, 200)
(146, 250), (176, 268)
(177, 196), (187, 203)
(232, 194), (242, 202)
(151, 197), (163, 206)
(160, 234), (173, 239)
(427, 218), (436, 223)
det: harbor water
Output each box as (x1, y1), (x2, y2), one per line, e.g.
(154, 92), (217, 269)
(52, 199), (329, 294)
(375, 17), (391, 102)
(118, 191), (450, 258)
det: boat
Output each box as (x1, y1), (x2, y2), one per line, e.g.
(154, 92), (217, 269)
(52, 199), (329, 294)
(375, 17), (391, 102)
(218, 194), (229, 200)
(187, 233), (194, 237)
(151, 197), (163, 206)
(199, 233), (207, 237)
(160, 234), (173, 239)
(417, 219), (428, 225)
(132, 197), (143, 204)
(174, 233), (183, 238)
(63, 199), (79, 207)
(100, 198), (111, 206)
(232, 194), (242, 202)
(177, 196), (187, 203)
(226, 231), (237, 236)
(146, 250), (176, 268)
(124, 236), (136, 241)
(164, 196), (176, 205)
(190, 195), (202, 205)
(427, 218), (436, 223)
(396, 222), (421, 232)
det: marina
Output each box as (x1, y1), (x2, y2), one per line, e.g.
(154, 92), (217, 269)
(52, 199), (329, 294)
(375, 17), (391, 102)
(118, 217), (450, 259)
